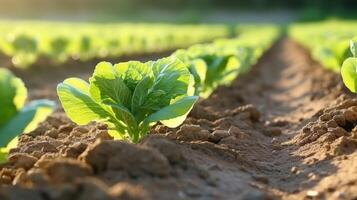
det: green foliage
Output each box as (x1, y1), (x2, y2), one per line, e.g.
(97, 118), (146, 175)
(57, 24), (280, 143)
(341, 39), (357, 93)
(289, 21), (357, 93)
(0, 21), (230, 68)
(173, 25), (280, 97)
(57, 58), (198, 143)
(341, 57), (357, 92)
(289, 20), (357, 72)
(0, 68), (55, 162)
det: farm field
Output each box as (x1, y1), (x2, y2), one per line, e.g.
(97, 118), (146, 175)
(1, 5), (357, 200)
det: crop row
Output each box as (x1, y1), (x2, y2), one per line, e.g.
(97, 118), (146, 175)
(0, 21), (230, 68)
(289, 21), (356, 72)
(289, 20), (357, 93)
(0, 25), (280, 162)
(58, 25), (280, 142)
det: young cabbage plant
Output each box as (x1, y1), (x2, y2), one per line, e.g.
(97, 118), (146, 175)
(341, 38), (357, 93)
(57, 57), (198, 143)
(0, 68), (55, 162)
(189, 53), (238, 98)
(6, 34), (38, 68)
(173, 47), (239, 98)
(172, 49), (207, 96)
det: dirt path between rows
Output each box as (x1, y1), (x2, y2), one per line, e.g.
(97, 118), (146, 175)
(1, 38), (357, 200)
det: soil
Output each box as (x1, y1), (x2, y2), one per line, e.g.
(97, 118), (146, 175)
(1, 38), (357, 200)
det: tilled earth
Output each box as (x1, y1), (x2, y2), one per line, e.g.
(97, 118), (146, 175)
(1, 38), (357, 200)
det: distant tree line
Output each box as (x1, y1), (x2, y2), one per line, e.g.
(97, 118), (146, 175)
(0, 0), (356, 20)
(114, 0), (357, 10)
(2, 0), (357, 11)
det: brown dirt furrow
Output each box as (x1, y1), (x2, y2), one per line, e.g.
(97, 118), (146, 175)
(1, 38), (357, 200)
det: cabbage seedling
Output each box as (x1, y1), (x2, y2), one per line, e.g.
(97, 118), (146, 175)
(57, 57), (198, 143)
(0, 68), (55, 162)
(341, 38), (357, 92)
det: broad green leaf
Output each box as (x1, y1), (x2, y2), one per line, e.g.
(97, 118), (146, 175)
(145, 96), (198, 127)
(63, 77), (90, 93)
(0, 100), (54, 147)
(204, 55), (231, 87)
(105, 103), (138, 140)
(147, 57), (191, 108)
(13, 75), (27, 110)
(187, 74), (196, 96)
(104, 102), (137, 129)
(192, 59), (207, 85)
(57, 78), (113, 125)
(151, 57), (191, 95)
(108, 130), (126, 140)
(334, 41), (350, 64)
(220, 56), (241, 85)
(114, 61), (152, 91)
(89, 62), (132, 108)
(23, 100), (56, 133)
(131, 76), (154, 121)
(0, 69), (17, 125)
(4, 137), (18, 152)
(341, 58), (357, 93)
(0, 68), (27, 127)
(188, 59), (207, 95)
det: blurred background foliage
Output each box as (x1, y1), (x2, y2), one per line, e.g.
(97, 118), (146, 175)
(0, 0), (357, 23)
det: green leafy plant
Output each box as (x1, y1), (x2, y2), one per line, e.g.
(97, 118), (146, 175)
(174, 47), (244, 98)
(172, 49), (207, 96)
(341, 37), (357, 92)
(0, 21), (230, 68)
(0, 68), (55, 162)
(57, 57), (198, 143)
(6, 34), (38, 68)
(173, 45), (258, 98)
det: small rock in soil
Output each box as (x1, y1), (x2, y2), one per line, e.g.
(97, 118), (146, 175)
(218, 136), (239, 145)
(22, 141), (58, 155)
(329, 127), (348, 137)
(8, 153), (38, 170)
(263, 127), (282, 137)
(231, 126), (250, 139)
(326, 120), (338, 128)
(333, 114), (346, 127)
(208, 130), (230, 143)
(319, 113), (332, 122)
(176, 124), (209, 141)
(61, 142), (88, 158)
(343, 109), (357, 123)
